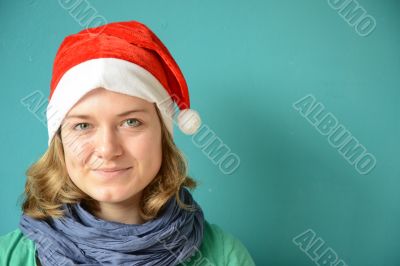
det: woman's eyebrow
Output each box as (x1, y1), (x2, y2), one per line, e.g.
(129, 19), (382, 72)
(116, 109), (148, 117)
(65, 109), (148, 120)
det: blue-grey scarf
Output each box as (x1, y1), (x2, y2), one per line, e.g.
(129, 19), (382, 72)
(19, 187), (204, 266)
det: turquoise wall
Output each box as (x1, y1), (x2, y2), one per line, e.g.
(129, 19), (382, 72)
(1, 0), (399, 265)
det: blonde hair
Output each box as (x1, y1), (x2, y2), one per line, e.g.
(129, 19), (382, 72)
(20, 105), (198, 221)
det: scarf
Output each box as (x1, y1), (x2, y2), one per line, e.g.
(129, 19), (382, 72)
(19, 187), (204, 266)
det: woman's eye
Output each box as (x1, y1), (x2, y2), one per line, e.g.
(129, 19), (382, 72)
(73, 123), (91, 131)
(123, 118), (142, 128)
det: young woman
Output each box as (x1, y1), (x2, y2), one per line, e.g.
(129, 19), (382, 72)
(0, 21), (255, 265)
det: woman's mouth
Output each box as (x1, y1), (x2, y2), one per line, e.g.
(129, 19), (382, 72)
(92, 167), (132, 179)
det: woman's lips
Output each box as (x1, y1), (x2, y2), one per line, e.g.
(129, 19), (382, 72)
(92, 167), (132, 178)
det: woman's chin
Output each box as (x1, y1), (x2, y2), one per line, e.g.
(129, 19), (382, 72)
(88, 187), (140, 204)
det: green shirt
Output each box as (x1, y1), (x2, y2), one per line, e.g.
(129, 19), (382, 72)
(0, 220), (256, 266)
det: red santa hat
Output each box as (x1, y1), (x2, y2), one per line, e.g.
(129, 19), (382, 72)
(46, 20), (201, 146)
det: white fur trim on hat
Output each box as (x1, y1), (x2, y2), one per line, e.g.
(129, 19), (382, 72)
(46, 58), (174, 146)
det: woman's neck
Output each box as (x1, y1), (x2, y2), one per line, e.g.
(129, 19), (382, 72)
(92, 192), (146, 224)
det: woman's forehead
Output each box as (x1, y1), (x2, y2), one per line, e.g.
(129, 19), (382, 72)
(66, 88), (155, 116)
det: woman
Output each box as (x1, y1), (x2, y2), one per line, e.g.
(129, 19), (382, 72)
(0, 20), (255, 265)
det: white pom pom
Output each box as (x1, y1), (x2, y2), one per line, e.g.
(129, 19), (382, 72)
(177, 109), (201, 135)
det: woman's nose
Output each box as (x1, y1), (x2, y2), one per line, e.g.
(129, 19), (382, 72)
(93, 127), (123, 161)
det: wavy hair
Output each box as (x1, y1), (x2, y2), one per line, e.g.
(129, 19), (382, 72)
(20, 105), (198, 221)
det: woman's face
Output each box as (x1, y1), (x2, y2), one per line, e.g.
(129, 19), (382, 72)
(60, 88), (162, 204)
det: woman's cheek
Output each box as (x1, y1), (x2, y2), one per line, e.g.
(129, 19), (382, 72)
(144, 135), (162, 171)
(64, 138), (94, 169)
(133, 133), (160, 159)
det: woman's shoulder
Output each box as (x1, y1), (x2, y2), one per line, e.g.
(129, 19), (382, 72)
(0, 228), (37, 266)
(182, 220), (256, 266)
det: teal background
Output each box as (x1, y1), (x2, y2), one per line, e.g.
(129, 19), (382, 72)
(0, 0), (399, 265)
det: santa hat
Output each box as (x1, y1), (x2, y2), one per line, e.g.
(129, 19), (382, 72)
(46, 20), (201, 146)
